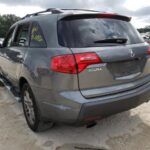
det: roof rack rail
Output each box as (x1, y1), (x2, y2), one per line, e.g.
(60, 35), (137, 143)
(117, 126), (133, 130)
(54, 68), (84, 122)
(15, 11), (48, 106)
(21, 8), (101, 20)
(61, 8), (100, 12)
(22, 8), (63, 20)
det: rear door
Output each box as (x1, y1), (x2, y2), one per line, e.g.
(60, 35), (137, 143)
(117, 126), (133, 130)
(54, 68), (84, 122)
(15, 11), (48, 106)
(4, 23), (30, 86)
(0, 27), (16, 78)
(58, 15), (149, 98)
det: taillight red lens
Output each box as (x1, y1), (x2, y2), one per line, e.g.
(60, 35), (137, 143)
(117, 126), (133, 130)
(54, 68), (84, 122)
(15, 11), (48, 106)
(50, 52), (101, 74)
(74, 52), (101, 73)
(147, 46), (150, 55)
(50, 54), (77, 74)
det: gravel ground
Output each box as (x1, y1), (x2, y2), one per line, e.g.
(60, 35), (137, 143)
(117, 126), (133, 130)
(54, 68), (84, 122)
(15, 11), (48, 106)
(0, 86), (150, 150)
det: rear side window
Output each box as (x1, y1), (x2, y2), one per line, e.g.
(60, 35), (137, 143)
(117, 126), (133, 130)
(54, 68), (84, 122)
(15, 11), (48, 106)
(13, 23), (30, 47)
(30, 23), (46, 48)
(58, 18), (144, 48)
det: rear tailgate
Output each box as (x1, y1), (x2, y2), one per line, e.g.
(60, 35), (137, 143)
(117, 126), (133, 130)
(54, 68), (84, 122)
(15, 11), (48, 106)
(58, 13), (150, 98)
(71, 44), (149, 98)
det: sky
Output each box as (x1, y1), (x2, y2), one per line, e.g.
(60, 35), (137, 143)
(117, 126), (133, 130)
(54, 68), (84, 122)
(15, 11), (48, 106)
(0, 0), (150, 28)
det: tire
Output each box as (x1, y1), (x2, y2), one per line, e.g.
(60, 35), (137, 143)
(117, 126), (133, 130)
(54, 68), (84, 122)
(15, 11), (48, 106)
(21, 83), (54, 132)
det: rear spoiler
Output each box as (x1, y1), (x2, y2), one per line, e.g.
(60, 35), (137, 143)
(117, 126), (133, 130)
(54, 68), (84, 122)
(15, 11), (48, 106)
(60, 13), (132, 22)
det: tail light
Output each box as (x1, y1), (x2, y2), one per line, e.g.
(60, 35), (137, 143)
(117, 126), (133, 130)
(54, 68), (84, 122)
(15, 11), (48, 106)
(97, 13), (131, 22)
(50, 52), (101, 74)
(50, 54), (76, 74)
(147, 46), (150, 55)
(75, 52), (101, 73)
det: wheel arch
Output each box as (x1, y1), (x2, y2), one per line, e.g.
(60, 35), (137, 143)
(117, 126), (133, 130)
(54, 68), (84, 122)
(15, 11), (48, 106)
(19, 77), (29, 91)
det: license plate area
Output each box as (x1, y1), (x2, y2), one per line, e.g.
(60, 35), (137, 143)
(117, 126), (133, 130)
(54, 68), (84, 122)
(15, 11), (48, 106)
(107, 58), (146, 78)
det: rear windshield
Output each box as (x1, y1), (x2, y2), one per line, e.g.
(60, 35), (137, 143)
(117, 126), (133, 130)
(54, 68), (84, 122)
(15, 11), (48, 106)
(58, 18), (144, 48)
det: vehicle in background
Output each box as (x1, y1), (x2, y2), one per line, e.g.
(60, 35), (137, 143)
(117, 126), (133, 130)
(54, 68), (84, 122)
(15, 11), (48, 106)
(144, 36), (150, 44)
(0, 8), (150, 132)
(141, 33), (150, 44)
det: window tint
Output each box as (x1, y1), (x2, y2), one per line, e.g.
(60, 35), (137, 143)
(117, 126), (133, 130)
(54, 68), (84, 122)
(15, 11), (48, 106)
(30, 23), (46, 48)
(4, 28), (15, 47)
(58, 18), (144, 48)
(13, 23), (30, 47)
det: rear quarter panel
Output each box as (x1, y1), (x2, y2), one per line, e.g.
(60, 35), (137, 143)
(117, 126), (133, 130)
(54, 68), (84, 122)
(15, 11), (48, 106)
(20, 47), (80, 121)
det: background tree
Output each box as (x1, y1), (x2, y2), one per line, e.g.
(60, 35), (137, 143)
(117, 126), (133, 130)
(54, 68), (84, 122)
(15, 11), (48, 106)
(138, 26), (150, 33)
(0, 14), (20, 38)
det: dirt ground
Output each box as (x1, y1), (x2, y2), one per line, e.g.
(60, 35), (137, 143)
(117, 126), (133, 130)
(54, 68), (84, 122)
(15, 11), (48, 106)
(0, 86), (150, 150)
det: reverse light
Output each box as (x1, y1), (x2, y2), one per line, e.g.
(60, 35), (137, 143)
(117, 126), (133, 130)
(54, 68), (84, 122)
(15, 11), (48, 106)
(50, 52), (101, 74)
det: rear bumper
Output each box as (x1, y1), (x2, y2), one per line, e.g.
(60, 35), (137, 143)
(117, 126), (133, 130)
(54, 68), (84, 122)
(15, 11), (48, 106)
(78, 93), (148, 124)
(32, 81), (150, 124)
(77, 81), (150, 123)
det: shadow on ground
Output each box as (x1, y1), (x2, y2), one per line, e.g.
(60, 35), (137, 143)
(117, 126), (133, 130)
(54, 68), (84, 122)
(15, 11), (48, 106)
(0, 83), (150, 150)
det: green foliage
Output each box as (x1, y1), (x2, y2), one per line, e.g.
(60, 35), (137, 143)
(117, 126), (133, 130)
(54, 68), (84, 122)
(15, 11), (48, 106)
(0, 14), (20, 38)
(138, 26), (150, 33)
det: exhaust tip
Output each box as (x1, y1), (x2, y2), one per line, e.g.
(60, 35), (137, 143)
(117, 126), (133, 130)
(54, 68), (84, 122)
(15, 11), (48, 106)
(86, 121), (97, 128)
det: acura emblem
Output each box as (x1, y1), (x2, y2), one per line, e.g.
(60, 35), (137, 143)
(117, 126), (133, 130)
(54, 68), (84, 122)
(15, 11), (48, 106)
(129, 49), (135, 58)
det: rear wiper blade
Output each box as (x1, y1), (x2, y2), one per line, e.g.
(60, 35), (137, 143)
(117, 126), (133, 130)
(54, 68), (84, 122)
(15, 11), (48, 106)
(94, 38), (128, 44)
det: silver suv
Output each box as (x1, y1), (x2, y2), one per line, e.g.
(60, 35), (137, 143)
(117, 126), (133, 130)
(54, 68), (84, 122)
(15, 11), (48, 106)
(0, 8), (150, 132)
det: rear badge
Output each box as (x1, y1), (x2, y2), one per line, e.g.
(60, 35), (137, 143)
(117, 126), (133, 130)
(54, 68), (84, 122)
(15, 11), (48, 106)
(88, 68), (102, 72)
(88, 64), (106, 72)
(129, 48), (135, 58)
